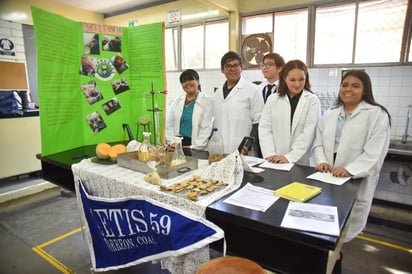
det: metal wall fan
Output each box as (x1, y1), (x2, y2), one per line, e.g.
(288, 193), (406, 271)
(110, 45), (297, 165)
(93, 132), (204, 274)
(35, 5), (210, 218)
(241, 33), (273, 68)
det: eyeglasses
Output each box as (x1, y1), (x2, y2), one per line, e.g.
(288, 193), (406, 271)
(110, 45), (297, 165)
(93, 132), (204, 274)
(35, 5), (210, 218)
(224, 63), (241, 70)
(260, 63), (276, 69)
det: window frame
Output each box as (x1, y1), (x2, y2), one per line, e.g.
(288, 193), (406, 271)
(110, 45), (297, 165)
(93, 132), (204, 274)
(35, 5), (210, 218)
(165, 18), (229, 71)
(240, 0), (412, 68)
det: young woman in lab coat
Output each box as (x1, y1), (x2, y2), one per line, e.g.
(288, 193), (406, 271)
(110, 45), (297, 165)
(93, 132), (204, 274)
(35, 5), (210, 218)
(166, 69), (214, 150)
(258, 60), (321, 165)
(312, 70), (391, 273)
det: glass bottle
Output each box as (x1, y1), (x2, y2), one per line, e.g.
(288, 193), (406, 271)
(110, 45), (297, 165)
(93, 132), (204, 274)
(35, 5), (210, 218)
(170, 136), (187, 167)
(138, 131), (153, 162)
(208, 128), (224, 164)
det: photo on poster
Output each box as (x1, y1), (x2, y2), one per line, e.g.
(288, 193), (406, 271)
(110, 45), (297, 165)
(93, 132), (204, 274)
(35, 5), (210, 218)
(112, 77), (130, 94)
(86, 111), (107, 134)
(80, 55), (97, 76)
(102, 35), (121, 52)
(83, 33), (100, 55)
(81, 80), (104, 105)
(102, 98), (121, 115)
(110, 53), (129, 74)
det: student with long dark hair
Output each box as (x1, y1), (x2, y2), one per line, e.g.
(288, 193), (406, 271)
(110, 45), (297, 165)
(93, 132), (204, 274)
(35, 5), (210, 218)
(312, 70), (391, 273)
(166, 69), (214, 150)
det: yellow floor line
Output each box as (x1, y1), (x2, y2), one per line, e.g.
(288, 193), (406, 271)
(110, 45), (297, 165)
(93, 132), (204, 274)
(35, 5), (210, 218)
(32, 246), (74, 273)
(37, 227), (83, 248)
(357, 234), (412, 253)
(32, 227), (84, 274)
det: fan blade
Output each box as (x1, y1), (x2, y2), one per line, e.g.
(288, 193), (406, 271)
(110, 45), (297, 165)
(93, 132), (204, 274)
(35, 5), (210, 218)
(255, 53), (264, 64)
(247, 37), (260, 48)
(258, 40), (270, 53)
(245, 50), (255, 61)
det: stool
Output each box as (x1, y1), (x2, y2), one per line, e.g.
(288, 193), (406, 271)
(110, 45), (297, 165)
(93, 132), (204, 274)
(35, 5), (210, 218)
(136, 120), (151, 142)
(196, 256), (266, 274)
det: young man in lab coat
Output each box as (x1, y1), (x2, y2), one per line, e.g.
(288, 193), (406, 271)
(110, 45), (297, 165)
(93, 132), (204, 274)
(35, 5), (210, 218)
(213, 51), (264, 155)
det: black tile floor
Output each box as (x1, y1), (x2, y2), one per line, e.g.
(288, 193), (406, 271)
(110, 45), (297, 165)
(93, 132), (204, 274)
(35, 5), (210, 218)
(0, 176), (411, 274)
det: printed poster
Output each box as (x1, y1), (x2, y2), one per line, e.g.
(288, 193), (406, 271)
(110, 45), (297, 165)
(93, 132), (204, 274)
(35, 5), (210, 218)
(32, 6), (165, 156)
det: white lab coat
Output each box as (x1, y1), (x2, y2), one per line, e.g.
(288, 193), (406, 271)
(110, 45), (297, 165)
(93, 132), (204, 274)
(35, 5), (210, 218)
(312, 101), (390, 242)
(213, 77), (263, 154)
(258, 89), (321, 165)
(166, 92), (214, 150)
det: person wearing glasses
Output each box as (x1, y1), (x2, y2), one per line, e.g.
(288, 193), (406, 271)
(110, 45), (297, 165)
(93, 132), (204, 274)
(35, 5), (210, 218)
(259, 60), (321, 165)
(166, 69), (214, 150)
(213, 51), (264, 155)
(259, 53), (286, 104)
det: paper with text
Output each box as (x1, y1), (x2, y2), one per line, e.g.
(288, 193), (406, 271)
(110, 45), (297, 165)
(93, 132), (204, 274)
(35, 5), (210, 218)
(242, 155), (266, 166)
(307, 171), (351, 185)
(224, 183), (279, 212)
(281, 202), (340, 236)
(259, 161), (294, 171)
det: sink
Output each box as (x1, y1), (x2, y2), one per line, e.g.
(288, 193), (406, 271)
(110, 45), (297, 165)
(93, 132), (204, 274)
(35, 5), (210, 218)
(389, 142), (412, 151)
(388, 141), (412, 156)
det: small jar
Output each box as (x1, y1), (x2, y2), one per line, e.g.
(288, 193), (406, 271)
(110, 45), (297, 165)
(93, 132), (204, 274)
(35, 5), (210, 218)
(138, 131), (153, 162)
(208, 128), (224, 164)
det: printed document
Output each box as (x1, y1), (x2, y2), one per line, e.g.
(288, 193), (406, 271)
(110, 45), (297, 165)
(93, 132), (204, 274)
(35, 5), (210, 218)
(307, 171), (351, 185)
(242, 155), (266, 166)
(281, 202), (339, 236)
(224, 183), (279, 212)
(259, 161), (294, 171)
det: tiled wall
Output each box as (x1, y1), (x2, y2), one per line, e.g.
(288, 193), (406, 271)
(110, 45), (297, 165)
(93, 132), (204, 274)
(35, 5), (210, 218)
(167, 66), (412, 141)
(166, 65), (412, 206)
(0, 19), (25, 62)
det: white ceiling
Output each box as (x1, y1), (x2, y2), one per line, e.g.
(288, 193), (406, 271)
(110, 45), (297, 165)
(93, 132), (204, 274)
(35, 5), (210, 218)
(50, 0), (177, 17)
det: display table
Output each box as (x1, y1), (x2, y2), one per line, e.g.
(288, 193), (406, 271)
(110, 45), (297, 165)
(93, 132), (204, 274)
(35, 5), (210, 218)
(71, 151), (243, 273)
(37, 146), (361, 274)
(206, 166), (360, 274)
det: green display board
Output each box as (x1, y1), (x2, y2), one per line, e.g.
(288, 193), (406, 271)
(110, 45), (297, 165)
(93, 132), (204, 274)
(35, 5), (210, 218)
(31, 6), (166, 156)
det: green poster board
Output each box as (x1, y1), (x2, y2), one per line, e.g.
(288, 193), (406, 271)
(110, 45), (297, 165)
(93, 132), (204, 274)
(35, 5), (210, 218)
(31, 6), (165, 156)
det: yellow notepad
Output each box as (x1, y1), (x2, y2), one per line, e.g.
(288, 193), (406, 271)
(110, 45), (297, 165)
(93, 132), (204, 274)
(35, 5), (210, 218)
(274, 182), (322, 202)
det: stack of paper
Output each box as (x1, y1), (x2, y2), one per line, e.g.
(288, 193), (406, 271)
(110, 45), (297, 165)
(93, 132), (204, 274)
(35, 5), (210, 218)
(274, 182), (322, 202)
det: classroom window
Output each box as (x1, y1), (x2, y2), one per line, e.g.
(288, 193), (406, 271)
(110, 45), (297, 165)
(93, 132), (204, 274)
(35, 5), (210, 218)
(354, 0), (408, 63)
(205, 20), (229, 68)
(165, 20), (228, 70)
(182, 25), (204, 69)
(314, 3), (356, 64)
(241, 0), (410, 66)
(165, 28), (178, 71)
(273, 9), (308, 63)
(242, 14), (273, 35)
(241, 9), (308, 64)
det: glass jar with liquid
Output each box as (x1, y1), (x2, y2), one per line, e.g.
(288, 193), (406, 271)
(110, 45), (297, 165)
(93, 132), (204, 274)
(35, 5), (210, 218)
(208, 128), (224, 164)
(138, 131), (153, 162)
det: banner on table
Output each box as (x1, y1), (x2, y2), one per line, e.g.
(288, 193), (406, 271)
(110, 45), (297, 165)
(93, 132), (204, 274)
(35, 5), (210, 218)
(78, 180), (224, 271)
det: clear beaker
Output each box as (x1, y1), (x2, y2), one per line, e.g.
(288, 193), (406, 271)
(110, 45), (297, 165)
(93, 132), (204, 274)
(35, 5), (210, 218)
(170, 136), (186, 167)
